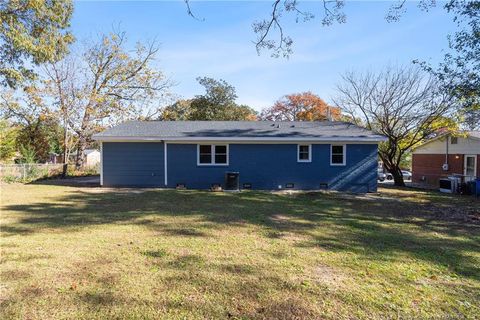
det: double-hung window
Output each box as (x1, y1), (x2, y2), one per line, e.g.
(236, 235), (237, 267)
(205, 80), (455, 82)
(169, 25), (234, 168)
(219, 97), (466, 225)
(330, 144), (346, 165)
(297, 144), (311, 162)
(198, 144), (228, 165)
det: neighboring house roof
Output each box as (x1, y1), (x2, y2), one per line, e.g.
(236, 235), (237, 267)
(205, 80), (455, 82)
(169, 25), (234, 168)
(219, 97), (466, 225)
(93, 121), (386, 142)
(468, 131), (480, 140)
(412, 130), (480, 152)
(84, 149), (100, 155)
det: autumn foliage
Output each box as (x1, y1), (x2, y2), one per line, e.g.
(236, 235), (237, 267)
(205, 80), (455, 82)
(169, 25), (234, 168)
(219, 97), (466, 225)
(260, 92), (341, 121)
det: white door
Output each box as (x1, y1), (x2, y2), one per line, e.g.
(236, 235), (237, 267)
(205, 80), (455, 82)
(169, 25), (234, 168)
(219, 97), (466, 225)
(464, 155), (477, 181)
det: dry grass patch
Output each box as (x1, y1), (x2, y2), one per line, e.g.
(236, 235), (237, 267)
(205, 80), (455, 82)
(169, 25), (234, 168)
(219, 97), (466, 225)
(1, 183), (479, 319)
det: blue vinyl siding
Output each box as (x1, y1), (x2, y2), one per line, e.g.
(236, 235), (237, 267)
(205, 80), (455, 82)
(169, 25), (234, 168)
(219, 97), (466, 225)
(166, 143), (378, 192)
(103, 142), (164, 186)
(102, 142), (378, 192)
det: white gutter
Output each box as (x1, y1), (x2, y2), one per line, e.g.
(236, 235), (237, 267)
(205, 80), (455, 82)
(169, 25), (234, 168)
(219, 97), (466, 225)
(93, 136), (387, 143)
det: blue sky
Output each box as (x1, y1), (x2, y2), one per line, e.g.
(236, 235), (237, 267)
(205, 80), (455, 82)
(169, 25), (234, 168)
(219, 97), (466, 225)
(73, 1), (457, 111)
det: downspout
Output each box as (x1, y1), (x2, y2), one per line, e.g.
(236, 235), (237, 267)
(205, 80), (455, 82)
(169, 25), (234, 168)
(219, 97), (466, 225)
(164, 141), (168, 187)
(100, 142), (103, 186)
(445, 136), (449, 166)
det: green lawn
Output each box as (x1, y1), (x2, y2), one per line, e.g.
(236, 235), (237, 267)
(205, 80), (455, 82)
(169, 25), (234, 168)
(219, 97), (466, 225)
(1, 182), (479, 319)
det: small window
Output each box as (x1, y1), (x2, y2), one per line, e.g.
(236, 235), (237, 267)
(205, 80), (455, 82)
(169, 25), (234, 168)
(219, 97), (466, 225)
(331, 145), (346, 166)
(451, 137), (458, 144)
(199, 145), (212, 164)
(198, 145), (228, 165)
(297, 145), (311, 162)
(215, 145), (227, 164)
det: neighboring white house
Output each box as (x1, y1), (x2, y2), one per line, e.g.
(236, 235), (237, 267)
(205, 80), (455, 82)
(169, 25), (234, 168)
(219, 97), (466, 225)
(84, 149), (101, 167)
(412, 131), (480, 185)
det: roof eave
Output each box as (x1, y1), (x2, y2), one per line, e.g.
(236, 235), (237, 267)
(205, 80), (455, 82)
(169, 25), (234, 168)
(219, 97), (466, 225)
(92, 135), (387, 142)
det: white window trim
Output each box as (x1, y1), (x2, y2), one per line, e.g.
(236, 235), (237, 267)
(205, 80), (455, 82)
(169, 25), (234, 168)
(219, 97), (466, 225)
(297, 144), (312, 162)
(330, 144), (346, 166)
(197, 144), (229, 166)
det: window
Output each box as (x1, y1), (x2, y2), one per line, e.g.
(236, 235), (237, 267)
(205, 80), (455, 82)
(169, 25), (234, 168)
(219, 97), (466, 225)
(197, 144), (228, 165)
(331, 144), (346, 165)
(199, 145), (212, 164)
(451, 136), (458, 144)
(214, 145), (227, 164)
(297, 144), (311, 162)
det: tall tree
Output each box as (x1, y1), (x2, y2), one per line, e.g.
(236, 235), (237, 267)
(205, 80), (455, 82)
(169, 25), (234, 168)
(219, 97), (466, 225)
(0, 85), (60, 162)
(50, 31), (172, 168)
(16, 119), (53, 163)
(0, 0), (74, 87)
(188, 77), (258, 121)
(43, 59), (77, 175)
(417, 1), (480, 129)
(161, 99), (194, 121)
(260, 91), (341, 121)
(334, 66), (454, 187)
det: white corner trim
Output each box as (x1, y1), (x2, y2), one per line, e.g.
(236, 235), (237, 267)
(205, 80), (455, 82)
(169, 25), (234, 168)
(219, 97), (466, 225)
(100, 142), (103, 186)
(330, 144), (347, 166)
(297, 144), (312, 162)
(197, 144), (229, 166)
(164, 141), (168, 186)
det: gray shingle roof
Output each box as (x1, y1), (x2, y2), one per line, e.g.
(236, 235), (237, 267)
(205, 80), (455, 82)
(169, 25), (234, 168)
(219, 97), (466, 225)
(93, 121), (386, 142)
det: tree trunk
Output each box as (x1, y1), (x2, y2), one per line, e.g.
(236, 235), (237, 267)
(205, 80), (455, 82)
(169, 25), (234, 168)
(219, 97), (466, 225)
(390, 166), (405, 187)
(62, 163), (68, 177)
(62, 126), (68, 177)
(75, 134), (87, 169)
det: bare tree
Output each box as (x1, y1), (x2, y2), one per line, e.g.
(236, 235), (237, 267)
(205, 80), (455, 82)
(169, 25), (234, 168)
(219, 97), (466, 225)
(334, 66), (454, 186)
(49, 30), (173, 169)
(183, 0), (437, 58)
(44, 59), (77, 176)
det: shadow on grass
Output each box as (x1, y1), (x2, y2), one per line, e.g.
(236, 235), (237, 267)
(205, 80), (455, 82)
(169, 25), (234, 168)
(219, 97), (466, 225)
(28, 175), (101, 187)
(2, 188), (480, 281)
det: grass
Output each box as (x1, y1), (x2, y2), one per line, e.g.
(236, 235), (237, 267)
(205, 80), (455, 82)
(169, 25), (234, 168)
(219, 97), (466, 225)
(1, 182), (479, 319)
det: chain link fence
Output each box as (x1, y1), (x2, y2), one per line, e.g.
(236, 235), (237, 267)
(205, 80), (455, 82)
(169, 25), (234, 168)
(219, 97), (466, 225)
(0, 164), (64, 183)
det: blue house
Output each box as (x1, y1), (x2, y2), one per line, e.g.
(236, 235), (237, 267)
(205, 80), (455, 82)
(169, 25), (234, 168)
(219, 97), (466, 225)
(93, 121), (386, 192)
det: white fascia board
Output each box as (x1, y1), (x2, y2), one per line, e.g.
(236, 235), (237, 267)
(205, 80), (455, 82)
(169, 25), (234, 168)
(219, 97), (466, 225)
(92, 136), (387, 143)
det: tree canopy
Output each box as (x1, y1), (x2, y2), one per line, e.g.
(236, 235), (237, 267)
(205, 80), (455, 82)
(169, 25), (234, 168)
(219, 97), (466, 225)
(52, 30), (172, 168)
(417, 1), (480, 129)
(162, 77), (258, 121)
(0, 0), (74, 87)
(0, 119), (17, 162)
(334, 66), (454, 186)
(2, 29), (173, 167)
(260, 92), (341, 121)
